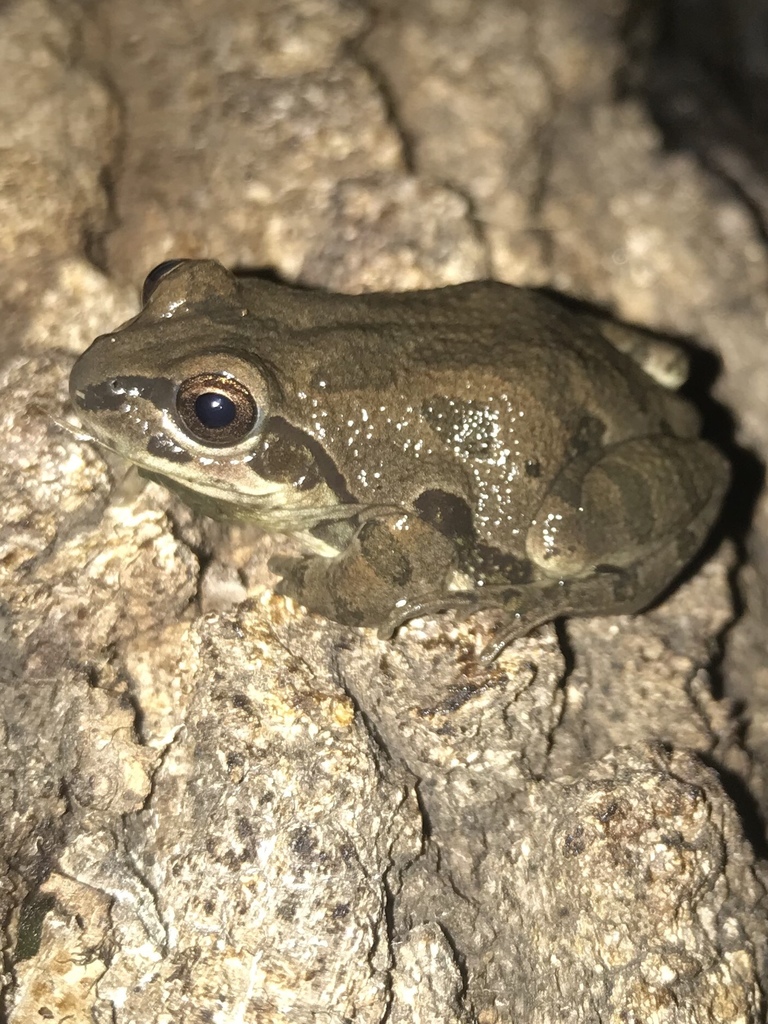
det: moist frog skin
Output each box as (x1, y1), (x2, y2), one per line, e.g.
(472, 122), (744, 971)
(69, 259), (729, 660)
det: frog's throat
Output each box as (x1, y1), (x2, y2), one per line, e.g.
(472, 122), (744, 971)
(139, 467), (360, 529)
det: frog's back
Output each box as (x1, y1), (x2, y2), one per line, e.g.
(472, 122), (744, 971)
(246, 277), (666, 382)
(248, 279), (690, 444)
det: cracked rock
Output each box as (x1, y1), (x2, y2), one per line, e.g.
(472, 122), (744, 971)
(2, 0), (768, 1021)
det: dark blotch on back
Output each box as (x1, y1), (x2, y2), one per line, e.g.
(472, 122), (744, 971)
(470, 546), (533, 585)
(422, 396), (498, 460)
(414, 489), (474, 541)
(414, 488), (532, 584)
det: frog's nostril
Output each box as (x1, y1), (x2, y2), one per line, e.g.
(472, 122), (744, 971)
(68, 364), (85, 406)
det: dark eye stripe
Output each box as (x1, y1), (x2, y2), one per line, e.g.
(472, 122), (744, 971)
(75, 375), (176, 414)
(250, 416), (355, 502)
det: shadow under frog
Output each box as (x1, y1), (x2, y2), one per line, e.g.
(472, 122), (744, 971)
(69, 259), (729, 661)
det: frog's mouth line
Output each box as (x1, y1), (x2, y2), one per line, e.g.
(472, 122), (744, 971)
(139, 465), (368, 535)
(34, 404), (98, 444)
(57, 402), (364, 528)
(143, 465), (291, 505)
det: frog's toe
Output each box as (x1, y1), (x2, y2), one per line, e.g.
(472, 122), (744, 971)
(380, 589), (500, 639)
(267, 553), (312, 593)
(267, 553), (298, 577)
(379, 594), (452, 638)
(478, 617), (530, 663)
(478, 583), (571, 661)
(270, 576), (295, 600)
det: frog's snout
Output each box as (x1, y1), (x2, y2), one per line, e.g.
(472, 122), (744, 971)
(69, 334), (127, 415)
(68, 353), (88, 412)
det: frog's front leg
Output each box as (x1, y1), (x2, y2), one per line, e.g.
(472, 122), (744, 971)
(481, 433), (728, 660)
(270, 510), (459, 629)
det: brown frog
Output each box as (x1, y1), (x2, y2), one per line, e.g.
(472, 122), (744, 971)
(69, 259), (729, 659)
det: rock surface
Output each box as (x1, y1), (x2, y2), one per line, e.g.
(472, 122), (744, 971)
(2, 0), (767, 1021)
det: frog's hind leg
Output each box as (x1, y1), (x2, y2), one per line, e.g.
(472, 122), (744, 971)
(478, 434), (729, 662)
(525, 435), (728, 582)
(475, 556), (666, 664)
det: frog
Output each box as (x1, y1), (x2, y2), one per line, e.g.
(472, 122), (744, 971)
(69, 258), (729, 661)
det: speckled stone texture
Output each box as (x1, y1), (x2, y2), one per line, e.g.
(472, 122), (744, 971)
(2, 0), (768, 1021)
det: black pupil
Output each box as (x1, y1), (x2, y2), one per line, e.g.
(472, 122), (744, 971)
(194, 392), (237, 429)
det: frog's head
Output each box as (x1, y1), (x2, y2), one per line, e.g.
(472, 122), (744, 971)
(69, 259), (350, 528)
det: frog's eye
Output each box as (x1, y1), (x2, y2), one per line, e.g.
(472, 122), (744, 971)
(142, 259), (189, 305)
(175, 373), (258, 446)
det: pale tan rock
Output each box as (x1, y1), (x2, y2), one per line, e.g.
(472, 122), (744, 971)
(2, 0), (767, 1020)
(0, 0), (116, 358)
